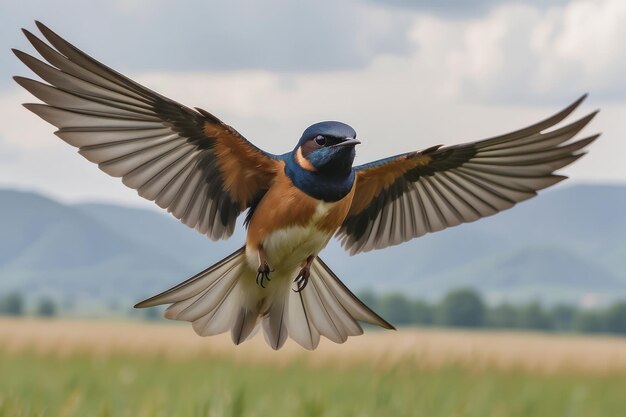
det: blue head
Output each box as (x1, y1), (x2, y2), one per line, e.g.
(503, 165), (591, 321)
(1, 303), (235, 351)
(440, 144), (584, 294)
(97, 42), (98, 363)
(293, 121), (360, 177)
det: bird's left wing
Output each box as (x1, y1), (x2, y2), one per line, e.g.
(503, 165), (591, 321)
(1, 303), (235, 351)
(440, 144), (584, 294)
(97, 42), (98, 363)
(338, 95), (599, 254)
(13, 22), (280, 240)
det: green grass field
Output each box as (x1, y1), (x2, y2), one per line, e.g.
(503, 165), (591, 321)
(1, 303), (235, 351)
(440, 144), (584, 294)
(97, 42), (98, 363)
(1, 319), (626, 417)
(3, 352), (626, 417)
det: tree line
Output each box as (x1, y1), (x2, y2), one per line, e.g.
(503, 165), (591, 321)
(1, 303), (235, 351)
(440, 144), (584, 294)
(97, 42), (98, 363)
(2, 288), (626, 335)
(0, 293), (56, 317)
(358, 288), (626, 335)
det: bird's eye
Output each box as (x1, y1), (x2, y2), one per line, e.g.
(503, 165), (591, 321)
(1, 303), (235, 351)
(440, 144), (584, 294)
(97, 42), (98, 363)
(314, 135), (326, 146)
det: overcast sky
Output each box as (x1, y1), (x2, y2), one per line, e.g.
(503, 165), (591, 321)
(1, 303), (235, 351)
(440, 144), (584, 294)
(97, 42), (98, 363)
(0, 0), (624, 208)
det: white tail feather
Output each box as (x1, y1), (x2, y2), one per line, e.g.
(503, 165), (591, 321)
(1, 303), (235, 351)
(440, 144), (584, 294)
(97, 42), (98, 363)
(232, 307), (260, 345)
(262, 295), (288, 350)
(135, 248), (394, 350)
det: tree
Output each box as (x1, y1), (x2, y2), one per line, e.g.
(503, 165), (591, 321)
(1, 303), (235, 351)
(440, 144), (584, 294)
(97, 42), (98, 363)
(604, 301), (626, 335)
(486, 303), (518, 328)
(0, 292), (25, 316)
(550, 304), (576, 331)
(377, 293), (413, 325)
(143, 306), (162, 321)
(356, 289), (377, 311)
(36, 297), (57, 317)
(516, 302), (553, 331)
(437, 288), (485, 328)
(573, 310), (606, 333)
(411, 300), (434, 325)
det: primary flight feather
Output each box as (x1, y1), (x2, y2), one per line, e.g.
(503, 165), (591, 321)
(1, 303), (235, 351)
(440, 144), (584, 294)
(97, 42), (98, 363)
(14, 21), (599, 350)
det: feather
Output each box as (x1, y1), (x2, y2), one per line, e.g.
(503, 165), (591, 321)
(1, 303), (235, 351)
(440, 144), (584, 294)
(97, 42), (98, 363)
(339, 96), (598, 254)
(262, 295), (288, 350)
(15, 23), (279, 241)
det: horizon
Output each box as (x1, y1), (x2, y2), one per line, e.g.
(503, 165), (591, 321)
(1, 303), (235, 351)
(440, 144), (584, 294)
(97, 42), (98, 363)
(2, 179), (625, 211)
(2, 174), (625, 212)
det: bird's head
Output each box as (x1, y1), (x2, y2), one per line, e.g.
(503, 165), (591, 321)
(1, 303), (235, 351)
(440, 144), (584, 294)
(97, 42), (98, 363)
(293, 121), (360, 176)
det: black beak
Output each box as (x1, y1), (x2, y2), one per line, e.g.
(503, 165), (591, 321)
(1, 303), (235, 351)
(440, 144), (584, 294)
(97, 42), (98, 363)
(333, 138), (361, 148)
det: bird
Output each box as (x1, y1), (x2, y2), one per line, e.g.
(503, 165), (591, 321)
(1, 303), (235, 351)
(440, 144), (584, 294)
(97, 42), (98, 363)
(13, 21), (599, 350)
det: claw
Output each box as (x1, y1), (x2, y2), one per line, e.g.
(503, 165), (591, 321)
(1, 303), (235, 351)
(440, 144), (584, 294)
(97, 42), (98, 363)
(256, 246), (272, 288)
(256, 263), (271, 288)
(293, 256), (313, 292)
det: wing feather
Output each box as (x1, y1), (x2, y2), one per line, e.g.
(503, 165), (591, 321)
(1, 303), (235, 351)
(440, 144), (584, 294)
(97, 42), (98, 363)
(14, 22), (279, 240)
(339, 96), (599, 254)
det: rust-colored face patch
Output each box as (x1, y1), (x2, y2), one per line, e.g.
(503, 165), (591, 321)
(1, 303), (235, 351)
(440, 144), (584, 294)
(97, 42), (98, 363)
(300, 137), (320, 158)
(296, 147), (317, 172)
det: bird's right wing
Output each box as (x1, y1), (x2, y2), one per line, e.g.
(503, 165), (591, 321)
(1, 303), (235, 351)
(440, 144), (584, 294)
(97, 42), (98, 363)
(14, 21), (280, 240)
(338, 95), (599, 254)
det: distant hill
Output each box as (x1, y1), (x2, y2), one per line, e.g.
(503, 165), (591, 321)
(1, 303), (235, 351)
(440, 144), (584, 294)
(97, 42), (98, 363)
(326, 184), (626, 304)
(0, 184), (624, 308)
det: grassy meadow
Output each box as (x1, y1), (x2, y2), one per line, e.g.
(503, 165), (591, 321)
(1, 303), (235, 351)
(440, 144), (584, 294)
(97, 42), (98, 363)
(1, 319), (626, 417)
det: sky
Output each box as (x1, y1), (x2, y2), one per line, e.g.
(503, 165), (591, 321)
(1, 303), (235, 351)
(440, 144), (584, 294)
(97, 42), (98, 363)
(0, 0), (624, 208)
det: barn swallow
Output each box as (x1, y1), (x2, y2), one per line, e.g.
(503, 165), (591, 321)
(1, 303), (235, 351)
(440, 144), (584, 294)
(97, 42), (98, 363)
(14, 22), (598, 350)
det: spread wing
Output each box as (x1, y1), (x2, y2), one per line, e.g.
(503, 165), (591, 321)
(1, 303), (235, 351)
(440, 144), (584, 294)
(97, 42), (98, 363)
(338, 95), (599, 254)
(13, 21), (280, 240)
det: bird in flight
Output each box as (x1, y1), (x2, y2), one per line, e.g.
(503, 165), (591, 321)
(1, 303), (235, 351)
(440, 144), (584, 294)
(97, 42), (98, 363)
(14, 22), (598, 350)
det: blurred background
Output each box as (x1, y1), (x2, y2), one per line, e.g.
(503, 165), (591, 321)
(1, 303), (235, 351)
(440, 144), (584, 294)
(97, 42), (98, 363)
(0, 0), (625, 416)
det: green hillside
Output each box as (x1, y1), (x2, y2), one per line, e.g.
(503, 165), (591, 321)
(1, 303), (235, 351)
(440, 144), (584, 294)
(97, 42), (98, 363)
(0, 184), (624, 306)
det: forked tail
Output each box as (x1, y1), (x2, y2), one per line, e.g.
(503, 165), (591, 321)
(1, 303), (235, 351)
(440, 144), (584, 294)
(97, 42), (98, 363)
(135, 247), (394, 350)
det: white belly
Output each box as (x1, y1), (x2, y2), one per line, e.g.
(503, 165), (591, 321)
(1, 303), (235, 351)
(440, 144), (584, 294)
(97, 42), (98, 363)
(246, 200), (336, 273)
(262, 225), (331, 270)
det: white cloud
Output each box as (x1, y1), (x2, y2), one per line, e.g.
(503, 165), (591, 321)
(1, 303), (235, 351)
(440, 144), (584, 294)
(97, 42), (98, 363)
(0, 0), (413, 83)
(112, 0), (152, 15)
(2, 67), (618, 208)
(409, 0), (626, 101)
(0, 137), (21, 163)
(0, 0), (623, 207)
(541, 0), (626, 98)
(0, 90), (57, 150)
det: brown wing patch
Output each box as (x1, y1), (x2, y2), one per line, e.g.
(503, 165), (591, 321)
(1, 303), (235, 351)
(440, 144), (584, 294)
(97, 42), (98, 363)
(348, 152), (432, 216)
(204, 121), (279, 209)
(338, 95), (598, 254)
(14, 22), (280, 241)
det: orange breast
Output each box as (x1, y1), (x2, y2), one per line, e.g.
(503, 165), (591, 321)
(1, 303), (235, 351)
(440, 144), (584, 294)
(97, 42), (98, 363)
(246, 164), (355, 249)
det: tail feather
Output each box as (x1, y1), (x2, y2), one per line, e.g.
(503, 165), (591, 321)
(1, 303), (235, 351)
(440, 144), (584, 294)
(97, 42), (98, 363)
(286, 257), (394, 349)
(134, 248), (245, 308)
(262, 296), (288, 350)
(191, 285), (240, 336)
(309, 273), (363, 338)
(287, 291), (321, 350)
(298, 278), (350, 344)
(172, 263), (240, 322)
(134, 248), (394, 350)
(312, 257), (394, 329)
(232, 307), (260, 345)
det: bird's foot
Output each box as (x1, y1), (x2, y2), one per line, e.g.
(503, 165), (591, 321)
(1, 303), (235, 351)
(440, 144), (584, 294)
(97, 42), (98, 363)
(256, 246), (272, 288)
(293, 268), (310, 292)
(293, 255), (314, 292)
(256, 262), (272, 288)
